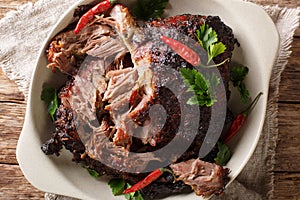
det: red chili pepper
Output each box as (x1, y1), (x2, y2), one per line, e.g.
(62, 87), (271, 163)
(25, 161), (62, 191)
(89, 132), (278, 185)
(224, 92), (263, 144)
(74, 0), (116, 34)
(160, 35), (201, 67)
(123, 168), (174, 194)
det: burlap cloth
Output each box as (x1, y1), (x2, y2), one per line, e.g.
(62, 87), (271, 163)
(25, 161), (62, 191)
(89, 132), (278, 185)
(0, 0), (299, 199)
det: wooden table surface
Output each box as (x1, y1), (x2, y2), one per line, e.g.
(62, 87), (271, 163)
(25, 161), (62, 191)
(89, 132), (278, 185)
(0, 0), (299, 199)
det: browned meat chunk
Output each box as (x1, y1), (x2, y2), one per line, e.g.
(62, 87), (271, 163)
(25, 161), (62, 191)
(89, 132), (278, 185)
(170, 158), (230, 197)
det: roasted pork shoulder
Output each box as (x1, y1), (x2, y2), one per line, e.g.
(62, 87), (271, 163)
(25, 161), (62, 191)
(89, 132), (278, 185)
(42, 4), (236, 198)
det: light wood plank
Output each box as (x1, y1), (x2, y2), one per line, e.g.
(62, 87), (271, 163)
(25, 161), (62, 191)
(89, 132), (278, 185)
(279, 71), (300, 103)
(0, 102), (26, 164)
(273, 172), (300, 200)
(285, 37), (300, 71)
(0, 164), (44, 199)
(275, 103), (300, 172)
(279, 37), (300, 102)
(0, 70), (25, 101)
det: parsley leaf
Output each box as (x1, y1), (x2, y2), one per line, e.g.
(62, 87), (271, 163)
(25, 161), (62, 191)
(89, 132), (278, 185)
(230, 65), (251, 104)
(196, 25), (217, 51)
(124, 183), (144, 200)
(132, 0), (169, 21)
(132, 191), (144, 200)
(124, 184), (133, 200)
(208, 42), (227, 63)
(108, 180), (144, 200)
(214, 142), (231, 166)
(41, 87), (58, 121)
(83, 166), (100, 178)
(180, 68), (220, 107)
(196, 24), (226, 64)
(108, 179), (126, 196)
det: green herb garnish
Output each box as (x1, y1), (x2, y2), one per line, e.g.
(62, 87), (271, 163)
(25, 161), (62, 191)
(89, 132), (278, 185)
(109, 179), (126, 196)
(196, 23), (226, 64)
(180, 68), (220, 107)
(214, 142), (231, 166)
(83, 166), (100, 178)
(132, 0), (169, 21)
(108, 180), (144, 200)
(230, 65), (251, 104)
(124, 183), (144, 200)
(41, 87), (58, 121)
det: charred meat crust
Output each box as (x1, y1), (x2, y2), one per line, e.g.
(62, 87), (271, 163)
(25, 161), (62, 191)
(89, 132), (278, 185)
(148, 14), (236, 100)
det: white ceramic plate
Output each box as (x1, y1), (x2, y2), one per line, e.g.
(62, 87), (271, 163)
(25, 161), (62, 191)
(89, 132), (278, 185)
(17, 0), (279, 199)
